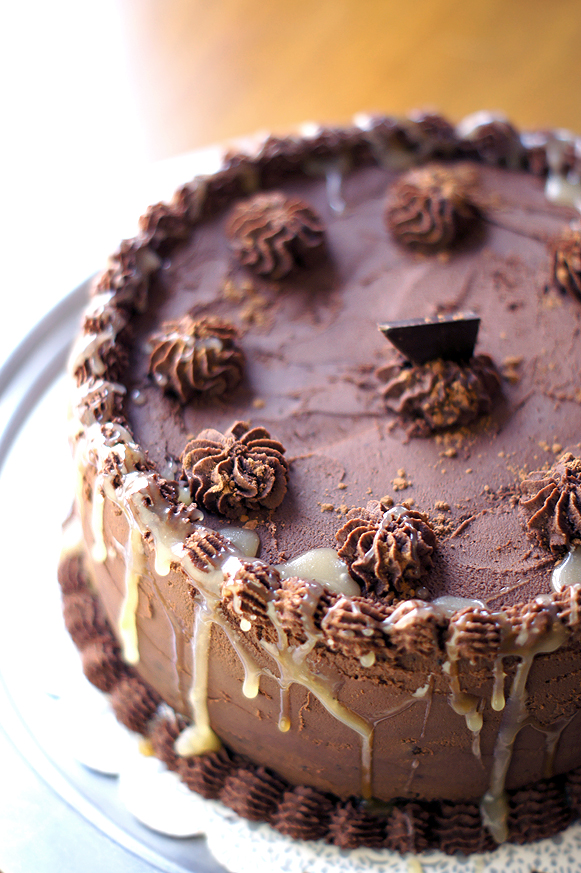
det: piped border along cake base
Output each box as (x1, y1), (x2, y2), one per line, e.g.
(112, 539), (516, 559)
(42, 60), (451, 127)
(68, 676), (577, 873)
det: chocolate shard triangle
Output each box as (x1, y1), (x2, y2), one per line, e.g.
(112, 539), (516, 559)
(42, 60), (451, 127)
(378, 313), (480, 365)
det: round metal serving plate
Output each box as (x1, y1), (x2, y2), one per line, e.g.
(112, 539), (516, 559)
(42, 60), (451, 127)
(0, 284), (225, 873)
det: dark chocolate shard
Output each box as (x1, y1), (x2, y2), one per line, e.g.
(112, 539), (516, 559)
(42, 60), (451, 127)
(378, 312), (480, 364)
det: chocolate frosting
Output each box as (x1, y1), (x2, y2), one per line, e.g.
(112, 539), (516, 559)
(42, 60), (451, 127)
(110, 675), (161, 734)
(94, 237), (161, 312)
(377, 353), (501, 435)
(181, 421), (289, 518)
(148, 315), (244, 403)
(271, 785), (334, 841)
(403, 112), (459, 155)
(138, 200), (191, 254)
(336, 501), (436, 600)
(552, 227), (581, 301)
(519, 452), (581, 555)
(274, 576), (338, 645)
(458, 114), (525, 168)
(327, 801), (386, 849)
(507, 778), (573, 845)
(225, 191), (326, 279)
(385, 163), (480, 251)
(320, 596), (388, 658)
(58, 550), (581, 853)
(63, 590), (109, 647)
(384, 803), (431, 853)
(149, 712), (187, 772)
(178, 748), (233, 800)
(447, 606), (503, 661)
(388, 598), (445, 656)
(220, 766), (287, 822)
(80, 637), (124, 693)
(435, 800), (496, 855)
(221, 560), (281, 639)
(184, 528), (229, 571)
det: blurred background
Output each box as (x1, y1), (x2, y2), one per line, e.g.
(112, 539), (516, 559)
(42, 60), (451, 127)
(3, 0), (581, 361)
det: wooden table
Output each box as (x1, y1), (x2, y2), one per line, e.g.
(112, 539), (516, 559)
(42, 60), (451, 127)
(116, 0), (581, 159)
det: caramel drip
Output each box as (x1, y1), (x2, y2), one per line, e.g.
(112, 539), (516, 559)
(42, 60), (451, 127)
(263, 598), (375, 799)
(480, 623), (567, 844)
(406, 857), (424, 873)
(90, 485), (107, 562)
(552, 546), (581, 592)
(325, 164), (346, 214)
(445, 658), (483, 759)
(445, 623), (484, 760)
(491, 656), (506, 711)
(174, 607), (221, 756)
(303, 147), (346, 214)
(68, 305), (126, 376)
(405, 757), (420, 793)
(417, 675), (434, 740)
(545, 133), (581, 207)
(76, 419), (380, 765)
(529, 713), (576, 779)
(275, 548), (359, 597)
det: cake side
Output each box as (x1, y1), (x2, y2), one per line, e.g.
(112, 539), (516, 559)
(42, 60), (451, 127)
(63, 112), (581, 853)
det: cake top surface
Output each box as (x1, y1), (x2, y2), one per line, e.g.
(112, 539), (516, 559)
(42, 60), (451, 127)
(69, 111), (581, 662)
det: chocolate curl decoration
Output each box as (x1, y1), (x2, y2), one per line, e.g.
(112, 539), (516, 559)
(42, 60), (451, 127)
(181, 421), (289, 518)
(385, 163), (480, 252)
(225, 191), (326, 279)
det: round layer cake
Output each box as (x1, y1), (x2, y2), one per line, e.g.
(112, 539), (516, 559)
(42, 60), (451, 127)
(60, 111), (581, 856)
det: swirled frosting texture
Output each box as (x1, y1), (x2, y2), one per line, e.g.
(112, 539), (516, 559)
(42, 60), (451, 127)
(385, 163), (480, 251)
(377, 354), (501, 435)
(148, 316), (244, 403)
(552, 228), (581, 302)
(225, 191), (325, 278)
(221, 560), (281, 640)
(181, 421), (289, 518)
(335, 501), (436, 600)
(519, 452), (581, 555)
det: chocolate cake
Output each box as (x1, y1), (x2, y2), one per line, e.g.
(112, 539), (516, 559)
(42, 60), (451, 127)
(60, 111), (581, 857)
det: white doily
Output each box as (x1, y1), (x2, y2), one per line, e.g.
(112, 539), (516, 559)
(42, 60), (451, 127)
(65, 679), (581, 873)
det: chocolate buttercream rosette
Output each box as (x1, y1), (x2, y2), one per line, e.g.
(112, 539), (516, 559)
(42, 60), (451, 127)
(385, 163), (481, 252)
(519, 451), (581, 555)
(226, 190), (326, 279)
(148, 315), (244, 403)
(181, 420), (289, 518)
(377, 353), (501, 435)
(376, 313), (501, 435)
(335, 500), (437, 601)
